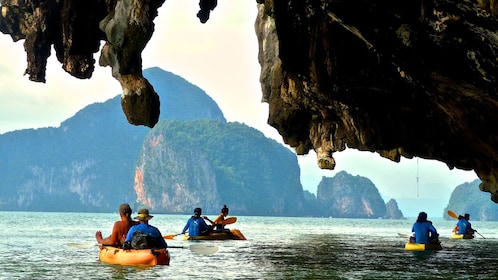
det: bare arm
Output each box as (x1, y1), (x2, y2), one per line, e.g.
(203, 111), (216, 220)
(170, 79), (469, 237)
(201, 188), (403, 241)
(203, 215), (215, 225)
(96, 221), (120, 245)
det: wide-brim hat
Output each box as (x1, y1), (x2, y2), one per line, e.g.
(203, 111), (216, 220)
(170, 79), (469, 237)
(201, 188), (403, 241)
(134, 208), (153, 221)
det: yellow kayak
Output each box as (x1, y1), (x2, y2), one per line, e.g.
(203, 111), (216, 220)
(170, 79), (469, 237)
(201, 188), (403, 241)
(451, 233), (474, 239)
(404, 241), (442, 251)
(99, 245), (170, 266)
(183, 229), (246, 240)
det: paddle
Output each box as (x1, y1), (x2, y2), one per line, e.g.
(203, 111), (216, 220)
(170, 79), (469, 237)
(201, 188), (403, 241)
(223, 217), (237, 225)
(397, 233), (410, 238)
(67, 242), (98, 249)
(447, 210), (485, 239)
(203, 216), (237, 225)
(67, 243), (219, 255)
(163, 233), (183, 240)
(179, 244), (219, 255)
(447, 210), (458, 219)
(474, 230), (486, 239)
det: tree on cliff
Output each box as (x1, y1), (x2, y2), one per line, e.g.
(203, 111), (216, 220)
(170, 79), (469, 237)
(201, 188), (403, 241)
(134, 119), (306, 216)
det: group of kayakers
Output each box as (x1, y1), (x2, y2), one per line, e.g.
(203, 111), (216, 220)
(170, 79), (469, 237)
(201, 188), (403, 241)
(95, 204), (231, 249)
(181, 205), (231, 237)
(409, 211), (476, 245)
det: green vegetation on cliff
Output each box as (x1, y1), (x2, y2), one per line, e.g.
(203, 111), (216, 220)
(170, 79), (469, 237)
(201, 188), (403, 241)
(136, 119), (305, 216)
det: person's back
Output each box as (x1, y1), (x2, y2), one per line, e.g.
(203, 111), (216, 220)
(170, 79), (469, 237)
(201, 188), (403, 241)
(113, 219), (140, 245)
(124, 208), (167, 249)
(412, 221), (432, 244)
(212, 204), (229, 231)
(126, 223), (166, 248)
(411, 212), (438, 244)
(96, 203), (139, 247)
(464, 213), (475, 234)
(456, 217), (468, 234)
(187, 216), (204, 236)
(182, 207), (211, 237)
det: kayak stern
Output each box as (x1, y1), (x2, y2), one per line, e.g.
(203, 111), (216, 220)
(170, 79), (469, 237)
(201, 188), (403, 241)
(99, 246), (170, 266)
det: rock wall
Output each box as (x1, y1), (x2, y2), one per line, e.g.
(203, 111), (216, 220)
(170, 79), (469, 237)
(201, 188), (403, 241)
(317, 171), (387, 218)
(255, 0), (498, 201)
(0, 0), (165, 127)
(385, 199), (404, 219)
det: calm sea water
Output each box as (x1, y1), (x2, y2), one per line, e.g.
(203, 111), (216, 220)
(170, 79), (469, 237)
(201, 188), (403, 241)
(1, 212), (497, 279)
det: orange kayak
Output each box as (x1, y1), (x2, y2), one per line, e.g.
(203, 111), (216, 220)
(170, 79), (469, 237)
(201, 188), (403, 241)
(99, 246), (170, 266)
(183, 229), (246, 241)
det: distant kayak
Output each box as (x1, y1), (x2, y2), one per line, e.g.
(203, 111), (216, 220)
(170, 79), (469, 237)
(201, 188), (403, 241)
(99, 245), (170, 266)
(183, 229), (247, 240)
(404, 241), (442, 251)
(451, 233), (474, 239)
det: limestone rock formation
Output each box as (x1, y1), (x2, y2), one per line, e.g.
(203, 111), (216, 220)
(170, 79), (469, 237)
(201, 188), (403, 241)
(444, 179), (498, 221)
(255, 0), (498, 202)
(384, 199), (404, 219)
(134, 119), (306, 216)
(317, 171), (387, 218)
(0, 0), (165, 127)
(1, 0), (498, 203)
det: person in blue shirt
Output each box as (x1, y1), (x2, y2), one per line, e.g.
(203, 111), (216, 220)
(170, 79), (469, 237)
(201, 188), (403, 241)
(464, 213), (475, 235)
(182, 207), (211, 237)
(453, 215), (469, 234)
(124, 208), (167, 249)
(411, 212), (439, 244)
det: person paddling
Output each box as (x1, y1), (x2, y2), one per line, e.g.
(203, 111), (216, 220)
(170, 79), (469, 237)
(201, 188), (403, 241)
(182, 207), (212, 237)
(464, 213), (476, 235)
(124, 208), (167, 249)
(410, 212), (439, 244)
(95, 203), (139, 247)
(453, 215), (469, 235)
(204, 204), (230, 232)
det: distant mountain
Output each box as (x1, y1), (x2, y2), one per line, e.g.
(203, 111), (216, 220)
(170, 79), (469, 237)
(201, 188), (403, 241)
(0, 67), (226, 212)
(444, 179), (498, 221)
(314, 171), (403, 219)
(0, 67), (405, 217)
(384, 199), (404, 219)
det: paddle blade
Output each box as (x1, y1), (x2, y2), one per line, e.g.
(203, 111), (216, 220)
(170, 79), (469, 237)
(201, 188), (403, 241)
(163, 234), (179, 239)
(189, 244), (219, 255)
(223, 217), (237, 225)
(67, 243), (98, 249)
(447, 210), (458, 219)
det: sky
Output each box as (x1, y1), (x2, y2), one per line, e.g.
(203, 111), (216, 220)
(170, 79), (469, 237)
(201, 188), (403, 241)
(0, 1), (480, 217)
